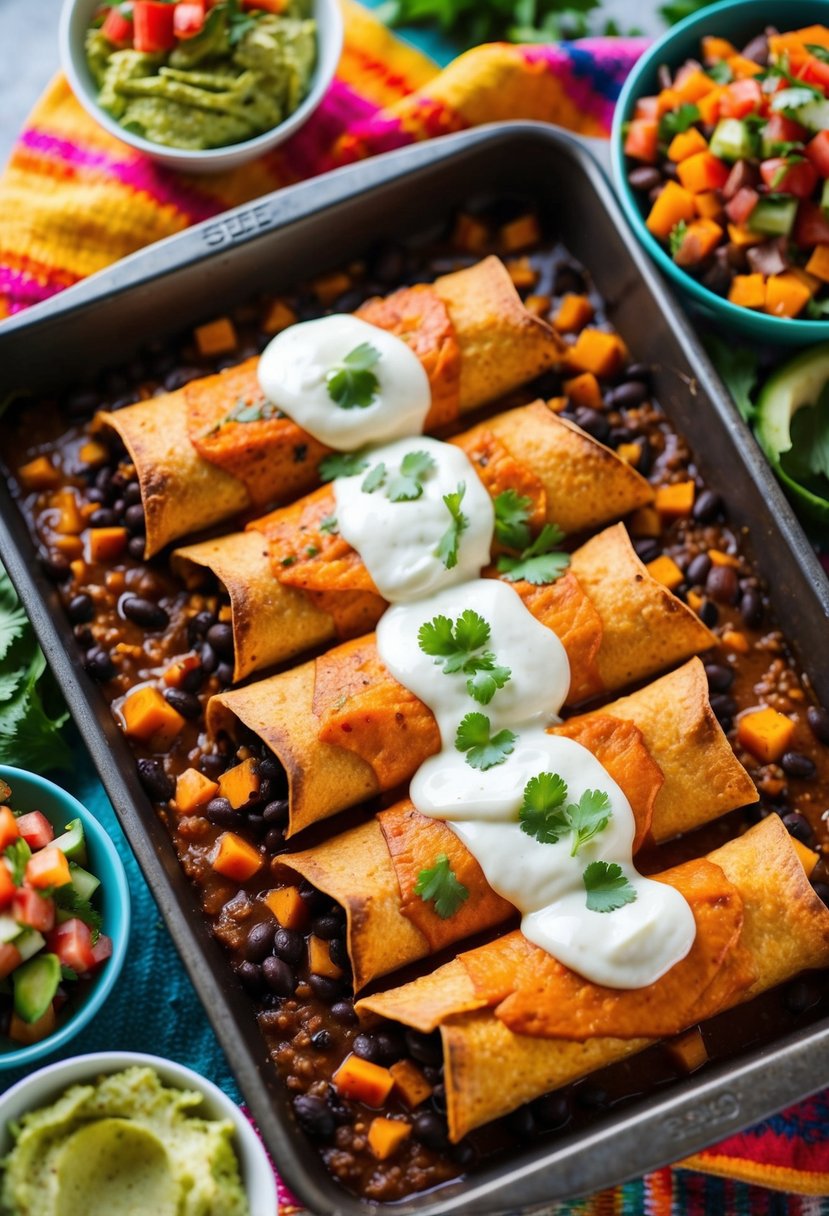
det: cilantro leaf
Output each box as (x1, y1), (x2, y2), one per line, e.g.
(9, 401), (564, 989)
(567, 789), (613, 857)
(464, 659), (512, 706)
(493, 489), (533, 551)
(519, 772), (570, 844)
(669, 219), (688, 260)
(361, 463), (387, 493)
(706, 60), (733, 84)
(4, 838), (31, 886)
(318, 451), (369, 482)
(318, 514), (338, 534)
(60, 965), (79, 982)
(414, 853), (470, 919)
(386, 451), (436, 502)
(772, 86), (821, 114)
(55, 885), (103, 942)
(455, 712), (516, 771)
(807, 43), (829, 64)
(435, 482), (468, 570)
(702, 335), (759, 423)
(496, 523), (569, 585)
(418, 610), (511, 705)
(326, 342), (381, 410)
(0, 572), (27, 664)
(658, 103), (700, 144)
(583, 862), (638, 914)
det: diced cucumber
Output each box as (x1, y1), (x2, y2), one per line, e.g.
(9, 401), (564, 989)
(0, 916), (20, 945)
(14, 929), (46, 963)
(748, 196), (798, 237)
(51, 818), (86, 864)
(69, 862), (100, 902)
(710, 118), (755, 162)
(12, 953), (60, 1024)
(793, 97), (829, 133)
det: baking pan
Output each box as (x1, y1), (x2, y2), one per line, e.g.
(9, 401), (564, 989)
(1, 123), (829, 1216)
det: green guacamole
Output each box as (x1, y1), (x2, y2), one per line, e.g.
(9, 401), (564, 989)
(1, 1066), (250, 1216)
(86, 1), (316, 151)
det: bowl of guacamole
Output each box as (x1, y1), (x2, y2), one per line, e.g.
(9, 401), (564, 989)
(59, 0), (343, 171)
(0, 1054), (277, 1215)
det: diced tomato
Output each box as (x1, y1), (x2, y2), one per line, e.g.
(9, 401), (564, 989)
(806, 130), (829, 178)
(760, 157), (818, 199)
(0, 865), (16, 910)
(12, 887), (55, 933)
(90, 934), (113, 967)
(101, 3), (134, 47)
(801, 55), (829, 93)
(133, 1), (175, 53)
(726, 187), (759, 225)
(0, 807), (19, 851)
(46, 919), (96, 974)
(763, 113), (808, 150)
(634, 95), (659, 121)
(15, 811), (54, 851)
(624, 118), (659, 164)
(173, 1), (205, 38)
(794, 200), (829, 249)
(0, 943), (22, 981)
(719, 78), (763, 119)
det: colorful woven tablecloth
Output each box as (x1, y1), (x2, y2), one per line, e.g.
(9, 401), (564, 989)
(2, 2), (829, 1209)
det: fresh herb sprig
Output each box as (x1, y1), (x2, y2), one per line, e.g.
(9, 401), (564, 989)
(583, 861), (637, 913)
(496, 523), (569, 585)
(519, 773), (612, 856)
(4, 838), (31, 887)
(375, 0), (635, 51)
(318, 451), (369, 482)
(493, 489), (534, 550)
(454, 712), (516, 771)
(326, 343), (381, 410)
(418, 610), (511, 705)
(361, 451), (437, 502)
(435, 483), (469, 570)
(415, 853), (470, 919)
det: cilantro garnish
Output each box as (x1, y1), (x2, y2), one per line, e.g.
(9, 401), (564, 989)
(702, 335), (759, 423)
(418, 610), (511, 705)
(567, 789), (613, 856)
(496, 523), (569, 585)
(414, 853), (470, 919)
(318, 515), (338, 534)
(454, 712), (516, 771)
(318, 451), (369, 482)
(55, 886), (102, 942)
(772, 86), (821, 114)
(807, 43), (829, 63)
(706, 60), (732, 84)
(4, 838), (31, 886)
(435, 483), (468, 570)
(658, 103), (700, 144)
(493, 489), (533, 551)
(519, 775), (612, 854)
(326, 343), (381, 410)
(669, 219), (688, 260)
(583, 861), (637, 913)
(205, 397), (281, 435)
(361, 463), (387, 493)
(387, 451), (436, 502)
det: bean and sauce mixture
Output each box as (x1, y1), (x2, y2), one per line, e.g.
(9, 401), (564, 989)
(3, 201), (829, 1202)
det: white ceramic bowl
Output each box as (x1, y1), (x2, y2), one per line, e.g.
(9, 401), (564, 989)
(59, 0), (343, 172)
(0, 1051), (278, 1215)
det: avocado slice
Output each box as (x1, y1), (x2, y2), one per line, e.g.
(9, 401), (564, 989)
(13, 953), (61, 1024)
(755, 343), (829, 525)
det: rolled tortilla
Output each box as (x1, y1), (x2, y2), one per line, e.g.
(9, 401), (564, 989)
(280, 659), (757, 989)
(358, 814), (829, 1141)
(207, 525), (715, 836)
(174, 402), (654, 681)
(98, 258), (563, 556)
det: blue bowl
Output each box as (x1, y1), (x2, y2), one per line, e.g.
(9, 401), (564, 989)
(611, 0), (829, 347)
(0, 766), (130, 1070)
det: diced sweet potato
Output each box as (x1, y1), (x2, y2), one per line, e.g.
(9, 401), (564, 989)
(695, 191), (724, 220)
(736, 707), (795, 763)
(727, 223), (764, 248)
(696, 89), (722, 126)
(617, 442), (642, 466)
(313, 272), (351, 306)
(176, 768), (219, 816)
(708, 549), (740, 567)
(646, 555), (684, 591)
(333, 1054), (395, 1107)
(674, 66), (716, 102)
(726, 54), (763, 78)
(687, 590), (704, 613)
(367, 1117), (412, 1160)
(122, 686), (185, 748)
(506, 257), (538, 290)
(218, 758), (261, 810)
(806, 244), (829, 283)
(500, 214), (541, 252)
(668, 127), (708, 162)
(262, 299), (298, 335)
(720, 629), (749, 654)
(524, 294), (551, 317)
(452, 214), (489, 253)
(25, 846), (71, 891)
(390, 1060), (432, 1108)
(163, 655), (202, 688)
(565, 329), (627, 378)
(194, 317), (237, 357)
(78, 440), (109, 467)
(87, 526), (128, 562)
(18, 456), (61, 491)
(563, 372), (602, 409)
(51, 489), (85, 535)
(211, 832), (263, 881)
(646, 181), (696, 240)
(764, 272), (811, 319)
(677, 152), (729, 195)
(264, 885), (309, 930)
(702, 35), (738, 62)
(655, 481), (695, 518)
(53, 536), (83, 560)
(791, 836), (819, 879)
(308, 934), (343, 980)
(728, 274), (766, 309)
(673, 219), (723, 268)
(666, 1027), (709, 1073)
(554, 294), (594, 334)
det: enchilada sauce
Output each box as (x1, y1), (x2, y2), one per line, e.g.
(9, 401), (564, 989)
(4, 205), (829, 1202)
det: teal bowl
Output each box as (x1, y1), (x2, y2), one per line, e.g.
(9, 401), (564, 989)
(0, 767), (130, 1070)
(611, 0), (829, 347)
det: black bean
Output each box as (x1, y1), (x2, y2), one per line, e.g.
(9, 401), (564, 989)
(699, 599), (719, 628)
(199, 753), (226, 781)
(164, 366), (204, 392)
(307, 973), (343, 1001)
(311, 1029), (333, 1051)
(262, 955), (295, 996)
(297, 880), (327, 913)
(237, 961), (264, 993)
(273, 927), (304, 964)
(329, 937), (349, 970)
(137, 758), (174, 801)
(85, 487), (105, 503)
(781, 752), (817, 779)
(199, 643), (218, 675)
(206, 797), (237, 827)
(110, 395), (139, 412)
(263, 798), (289, 826)
(88, 507), (118, 528)
(312, 914), (342, 941)
(413, 1110), (449, 1150)
(709, 693), (738, 722)
(573, 407), (610, 443)
(811, 881), (829, 908)
(452, 1140), (477, 1167)
(553, 263), (586, 295)
(41, 553), (71, 583)
(430, 1082), (447, 1113)
(405, 1028), (443, 1066)
(507, 1106), (537, 1138)
(533, 1092), (571, 1129)
(293, 1093), (335, 1141)
(781, 811), (814, 845)
(633, 537), (660, 565)
(74, 626), (94, 649)
(66, 389), (102, 418)
(704, 662), (734, 692)
(331, 999), (358, 1025)
(605, 381), (649, 409)
(124, 503), (146, 534)
(353, 1033), (383, 1063)
(608, 426), (634, 447)
(95, 466), (114, 493)
(127, 536), (146, 560)
(215, 662), (234, 686)
(124, 481), (142, 506)
(111, 497), (126, 518)
(705, 564), (739, 605)
(375, 1029), (405, 1064)
(663, 161), (680, 182)
(259, 754), (284, 780)
(163, 688), (202, 720)
(686, 553), (712, 586)
(85, 649), (115, 682)
(740, 588), (763, 627)
(627, 166), (661, 192)
(244, 921), (276, 963)
(265, 829), (285, 853)
(247, 813), (266, 836)
(807, 706), (829, 745)
(624, 362), (652, 385)
(188, 610), (215, 641)
(67, 594), (94, 625)
(692, 489), (724, 524)
(180, 664), (204, 694)
(122, 596), (169, 630)
(206, 622), (234, 660)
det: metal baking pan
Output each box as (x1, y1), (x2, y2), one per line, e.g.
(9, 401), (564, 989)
(1, 123), (828, 1216)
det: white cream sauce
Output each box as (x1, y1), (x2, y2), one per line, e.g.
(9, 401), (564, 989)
(257, 314), (431, 451)
(334, 438), (493, 604)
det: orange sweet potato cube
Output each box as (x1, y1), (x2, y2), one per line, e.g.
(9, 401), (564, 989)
(18, 456), (61, 492)
(333, 1055), (395, 1107)
(655, 481), (695, 518)
(554, 294), (594, 334)
(390, 1060), (433, 1108)
(211, 832), (263, 882)
(563, 372), (603, 409)
(262, 299), (298, 335)
(175, 768), (219, 816)
(736, 707), (795, 763)
(218, 758), (261, 810)
(500, 213), (541, 252)
(87, 526), (128, 562)
(646, 555), (684, 590)
(194, 317), (237, 357)
(565, 329), (627, 378)
(308, 934), (343, 979)
(806, 244), (829, 284)
(666, 1027), (709, 1074)
(263, 885), (309, 930)
(367, 1117), (411, 1160)
(122, 686), (185, 748)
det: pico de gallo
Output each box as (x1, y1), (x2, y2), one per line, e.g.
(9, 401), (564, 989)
(0, 778), (111, 1048)
(624, 23), (829, 319)
(85, 0), (316, 151)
